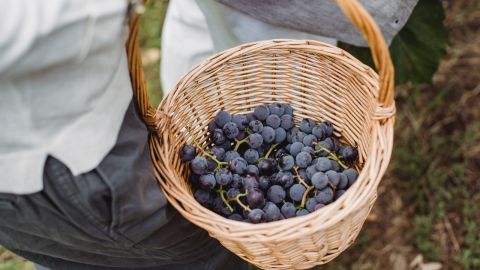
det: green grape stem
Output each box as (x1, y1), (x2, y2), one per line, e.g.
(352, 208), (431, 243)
(232, 191), (251, 212)
(293, 166), (312, 188)
(234, 137), (249, 152)
(300, 186), (314, 208)
(192, 139), (228, 171)
(314, 144), (348, 169)
(259, 143), (278, 160)
(217, 187), (234, 213)
(328, 181), (337, 191)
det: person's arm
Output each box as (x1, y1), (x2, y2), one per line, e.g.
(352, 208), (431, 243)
(0, 0), (127, 78)
(216, 0), (418, 47)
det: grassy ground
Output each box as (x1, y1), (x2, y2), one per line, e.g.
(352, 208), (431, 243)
(1, 0), (478, 269)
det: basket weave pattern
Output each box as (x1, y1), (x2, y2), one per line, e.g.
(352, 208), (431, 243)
(127, 0), (395, 269)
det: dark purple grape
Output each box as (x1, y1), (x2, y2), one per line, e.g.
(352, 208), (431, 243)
(232, 115), (248, 131)
(180, 144), (196, 161)
(266, 114), (281, 128)
(217, 140), (232, 151)
(268, 103), (285, 116)
(248, 120), (264, 133)
(213, 197), (232, 216)
(224, 151), (240, 162)
(322, 121), (334, 137)
(228, 213), (243, 221)
(246, 113), (256, 123)
(247, 189), (265, 209)
(297, 169), (308, 182)
(243, 148), (259, 164)
(248, 209), (266, 223)
(231, 174), (242, 188)
(311, 172), (328, 189)
(343, 168), (359, 186)
(259, 176), (270, 190)
(295, 151), (312, 168)
(223, 122), (239, 139)
(296, 208), (310, 217)
(248, 133), (263, 149)
(326, 137), (339, 153)
(190, 157), (208, 175)
(258, 158), (277, 175)
(302, 134), (317, 147)
(302, 146), (315, 155)
(267, 185), (286, 204)
(236, 130), (246, 140)
(263, 202), (281, 221)
(300, 118), (315, 133)
(289, 142), (304, 157)
(253, 105), (270, 121)
(194, 189), (211, 204)
(335, 189), (346, 200)
(315, 141), (332, 157)
(314, 203), (325, 211)
(315, 157), (332, 172)
(326, 170), (340, 186)
(207, 159), (217, 172)
(280, 115), (294, 130)
(211, 146), (225, 160)
(261, 126), (275, 143)
(278, 171), (294, 188)
(282, 104), (293, 116)
(281, 202), (296, 218)
(330, 160), (341, 172)
(279, 155), (295, 171)
(230, 157), (248, 175)
(312, 125), (325, 140)
(292, 131), (307, 143)
(289, 184), (306, 202)
(305, 165), (318, 180)
(212, 129), (226, 145)
(242, 174), (259, 190)
(215, 168), (233, 186)
(338, 172), (349, 189)
(274, 127), (287, 144)
(341, 146), (358, 163)
(305, 198), (317, 212)
(247, 164), (259, 176)
(226, 188), (240, 199)
(208, 121), (219, 133)
(215, 111), (232, 127)
(274, 147), (288, 159)
(315, 187), (334, 204)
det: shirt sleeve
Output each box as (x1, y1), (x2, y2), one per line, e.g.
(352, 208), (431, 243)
(217, 0), (419, 47)
(0, 0), (127, 77)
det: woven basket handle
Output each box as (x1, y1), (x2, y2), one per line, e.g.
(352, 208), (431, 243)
(335, 0), (395, 107)
(126, 15), (161, 131)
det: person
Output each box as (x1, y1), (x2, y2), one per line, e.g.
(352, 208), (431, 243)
(0, 1), (416, 269)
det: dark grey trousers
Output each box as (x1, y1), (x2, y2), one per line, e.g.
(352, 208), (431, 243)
(0, 101), (249, 270)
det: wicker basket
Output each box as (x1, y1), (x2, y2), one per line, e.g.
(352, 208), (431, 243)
(127, 0), (395, 269)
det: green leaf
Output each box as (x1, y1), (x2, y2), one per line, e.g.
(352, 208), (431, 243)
(339, 0), (447, 85)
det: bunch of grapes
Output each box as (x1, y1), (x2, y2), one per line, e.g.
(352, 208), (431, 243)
(180, 103), (360, 223)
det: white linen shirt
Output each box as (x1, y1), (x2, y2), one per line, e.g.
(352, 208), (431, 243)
(0, 0), (132, 194)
